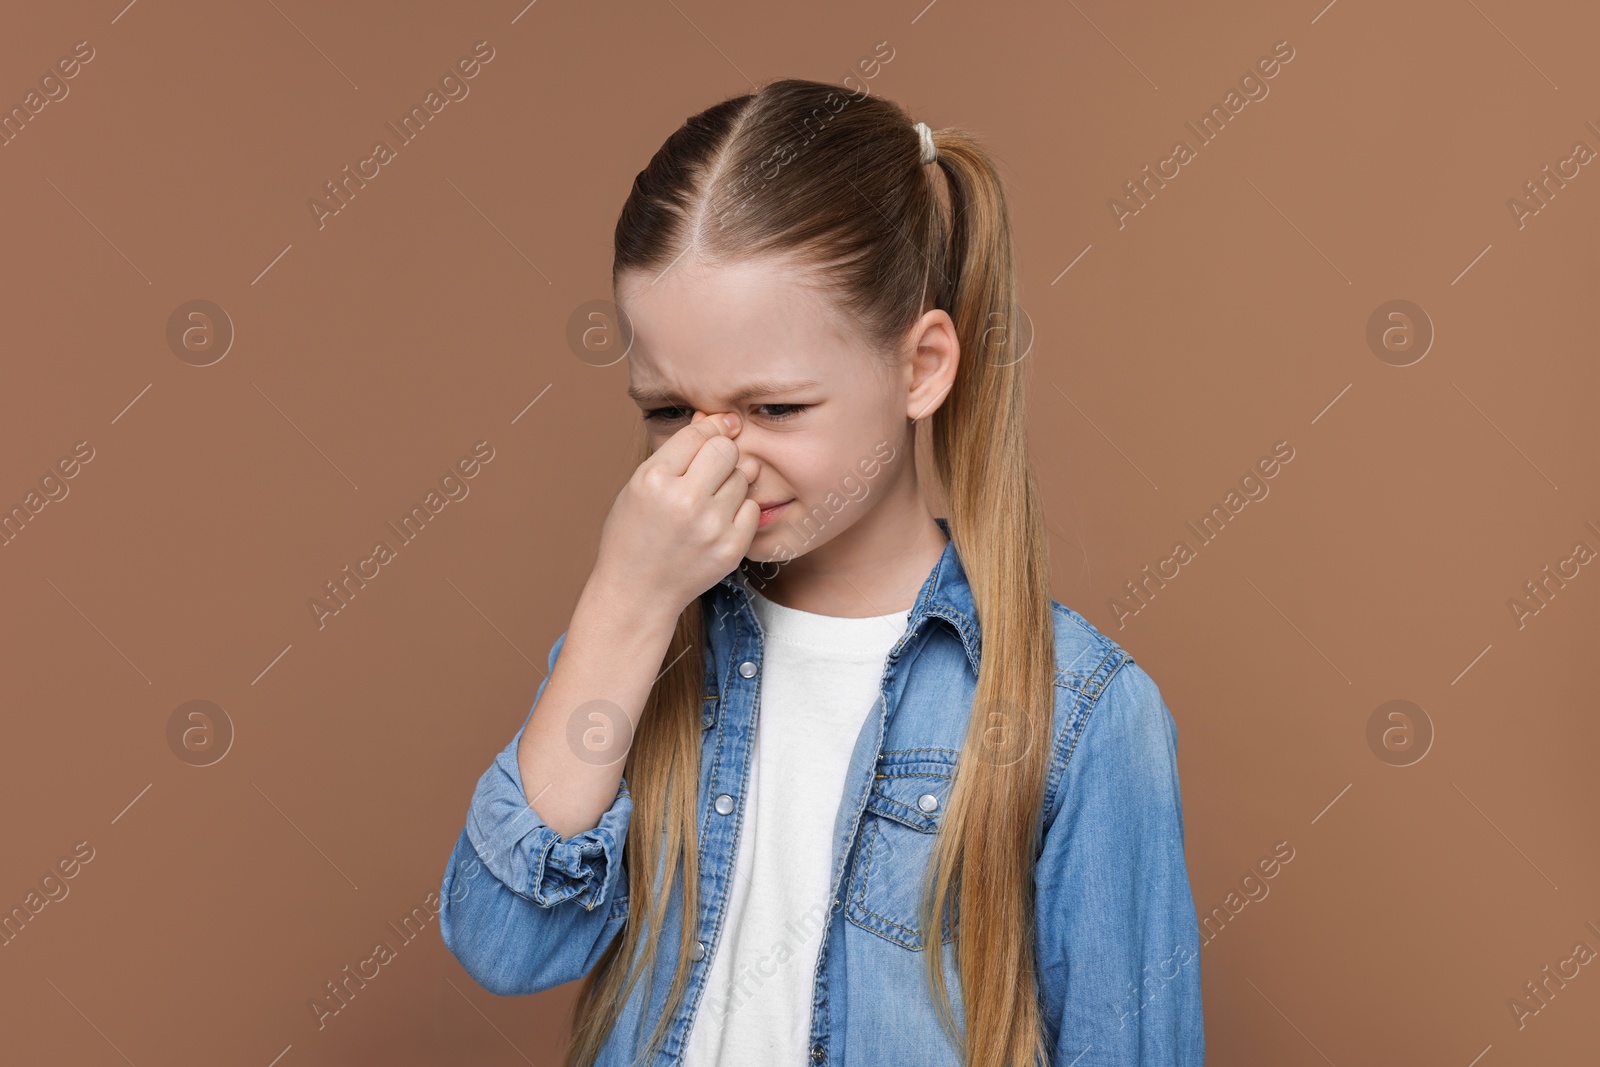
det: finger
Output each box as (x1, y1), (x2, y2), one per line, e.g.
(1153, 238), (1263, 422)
(682, 423), (742, 498)
(729, 497), (761, 548)
(693, 409), (741, 441)
(710, 461), (751, 521)
(649, 413), (735, 478)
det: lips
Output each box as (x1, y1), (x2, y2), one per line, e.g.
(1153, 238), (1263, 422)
(756, 499), (793, 529)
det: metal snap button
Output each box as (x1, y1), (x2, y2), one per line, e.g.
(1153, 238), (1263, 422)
(691, 940), (706, 961)
(917, 793), (939, 813)
(738, 660), (757, 678)
(714, 794), (734, 815)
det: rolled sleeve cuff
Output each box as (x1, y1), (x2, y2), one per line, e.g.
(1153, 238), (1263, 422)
(465, 730), (632, 911)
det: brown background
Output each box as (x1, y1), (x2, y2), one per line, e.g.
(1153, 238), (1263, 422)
(1, 1), (1596, 1064)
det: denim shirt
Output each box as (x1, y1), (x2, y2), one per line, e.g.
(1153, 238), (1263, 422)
(439, 518), (1204, 1066)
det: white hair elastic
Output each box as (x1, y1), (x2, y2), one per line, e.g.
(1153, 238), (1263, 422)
(913, 121), (938, 165)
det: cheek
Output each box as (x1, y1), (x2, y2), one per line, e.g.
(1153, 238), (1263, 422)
(643, 422), (681, 452)
(781, 440), (861, 498)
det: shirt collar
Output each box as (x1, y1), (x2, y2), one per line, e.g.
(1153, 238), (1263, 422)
(712, 515), (982, 675)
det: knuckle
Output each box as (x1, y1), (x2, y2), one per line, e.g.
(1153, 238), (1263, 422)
(665, 490), (696, 519)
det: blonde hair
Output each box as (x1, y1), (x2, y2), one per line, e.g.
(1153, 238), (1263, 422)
(567, 77), (1055, 1067)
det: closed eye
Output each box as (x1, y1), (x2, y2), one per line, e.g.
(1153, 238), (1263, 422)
(641, 406), (690, 424)
(643, 404), (809, 424)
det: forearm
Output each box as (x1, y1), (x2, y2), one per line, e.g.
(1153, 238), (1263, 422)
(514, 572), (682, 839)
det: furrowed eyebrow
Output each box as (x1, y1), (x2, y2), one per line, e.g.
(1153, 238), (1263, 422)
(626, 377), (823, 405)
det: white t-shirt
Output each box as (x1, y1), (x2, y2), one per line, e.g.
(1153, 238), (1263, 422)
(682, 582), (912, 1066)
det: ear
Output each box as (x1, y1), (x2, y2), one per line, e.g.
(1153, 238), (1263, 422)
(904, 309), (959, 422)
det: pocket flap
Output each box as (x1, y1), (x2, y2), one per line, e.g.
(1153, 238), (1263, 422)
(865, 754), (956, 833)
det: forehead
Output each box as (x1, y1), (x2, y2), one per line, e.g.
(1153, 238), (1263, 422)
(618, 256), (865, 403)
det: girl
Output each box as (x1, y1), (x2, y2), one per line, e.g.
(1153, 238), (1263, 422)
(440, 78), (1204, 1067)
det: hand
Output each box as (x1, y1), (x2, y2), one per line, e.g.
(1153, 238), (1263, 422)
(590, 411), (760, 614)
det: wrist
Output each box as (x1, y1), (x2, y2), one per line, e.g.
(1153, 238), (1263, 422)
(580, 567), (683, 634)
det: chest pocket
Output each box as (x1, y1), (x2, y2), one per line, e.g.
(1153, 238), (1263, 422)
(845, 747), (960, 951)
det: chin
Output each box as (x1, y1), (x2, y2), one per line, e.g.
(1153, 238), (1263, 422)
(743, 527), (806, 567)
(743, 542), (795, 567)
(748, 504), (863, 565)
